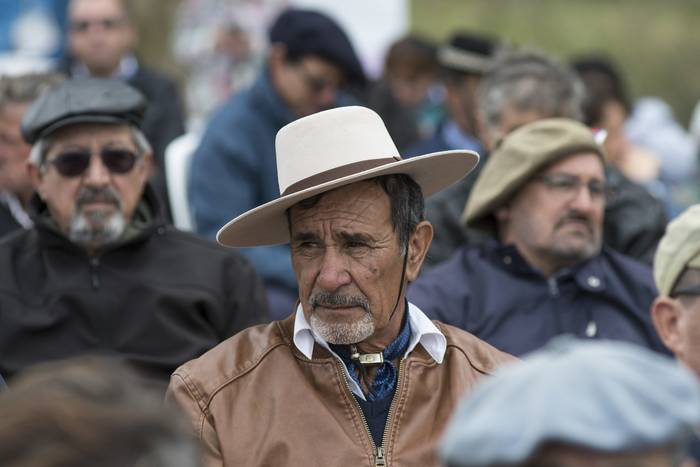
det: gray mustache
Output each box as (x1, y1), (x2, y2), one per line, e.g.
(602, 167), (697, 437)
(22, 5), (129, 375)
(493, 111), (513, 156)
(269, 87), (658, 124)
(310, 292), (370, 312)
(76, 186), (121, 208)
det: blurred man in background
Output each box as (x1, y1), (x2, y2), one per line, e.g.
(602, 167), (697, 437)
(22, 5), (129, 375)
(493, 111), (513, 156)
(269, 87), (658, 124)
(422, 49), (667, 267)
(405, 32), (499, 266)
(0, 357), (201, 467)
(0, 73), (62, 237)
(60, 0), (186, 218)
(441, 338), (700, 467)
(367, 34), (438, 152)
(188, 8), (366, 319)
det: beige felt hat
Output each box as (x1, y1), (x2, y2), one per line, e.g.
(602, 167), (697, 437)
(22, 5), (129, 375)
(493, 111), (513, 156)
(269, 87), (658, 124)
(463, 118), (605, 235)
(217, 106), (479, 247)
(654, 204), (700, 296)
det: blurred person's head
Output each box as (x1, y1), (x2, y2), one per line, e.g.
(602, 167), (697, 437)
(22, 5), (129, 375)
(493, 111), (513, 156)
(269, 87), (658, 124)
(438, 32), (499, 138)
(0, 73), (63, 207)
(441, 337), (700, 467)
(267, 8), (365, 118)
(382, 35), (437, 108)
(652, 204), (700, 379)
(478, 50), (584, 151)
(22, 78), (152, 253)
(0, 356), (200, 467)
(571, 55), (632, 166)
(465, 119), (607, 276)
(68, 0), (136, 77)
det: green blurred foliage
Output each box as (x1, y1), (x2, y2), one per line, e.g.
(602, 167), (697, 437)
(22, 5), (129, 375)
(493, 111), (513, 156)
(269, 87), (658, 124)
(411, 0), (700, 125)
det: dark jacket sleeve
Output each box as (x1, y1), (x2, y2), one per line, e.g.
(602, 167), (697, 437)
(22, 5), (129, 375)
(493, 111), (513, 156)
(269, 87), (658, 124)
(603, 167), (667, 264)
(0, 372), (6, 390)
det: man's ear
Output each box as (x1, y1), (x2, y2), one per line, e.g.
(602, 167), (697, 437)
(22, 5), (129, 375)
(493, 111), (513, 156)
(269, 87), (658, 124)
(405, 220), (433, 283)
(27, 162), (45, 199)
(651, 296), (683, 355)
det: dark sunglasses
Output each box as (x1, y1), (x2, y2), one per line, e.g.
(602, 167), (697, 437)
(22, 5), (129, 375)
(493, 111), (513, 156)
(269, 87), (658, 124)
(44, 149), (141, 177)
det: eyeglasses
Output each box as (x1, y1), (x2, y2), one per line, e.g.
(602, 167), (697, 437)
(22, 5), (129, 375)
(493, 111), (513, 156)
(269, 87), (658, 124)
(44, 149), (141, 177)
(70, 17), (125, 33)
(670, 285), (700, 298)
(533, 174), (615, 202)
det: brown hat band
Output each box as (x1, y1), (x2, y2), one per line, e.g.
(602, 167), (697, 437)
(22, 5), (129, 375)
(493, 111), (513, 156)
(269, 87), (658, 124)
(282, 156), (401, 196)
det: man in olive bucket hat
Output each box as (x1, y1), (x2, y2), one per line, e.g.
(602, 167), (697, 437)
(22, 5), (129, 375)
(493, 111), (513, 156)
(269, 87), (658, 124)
(409, 118), (667, 357)
(167, 106), (514, 467)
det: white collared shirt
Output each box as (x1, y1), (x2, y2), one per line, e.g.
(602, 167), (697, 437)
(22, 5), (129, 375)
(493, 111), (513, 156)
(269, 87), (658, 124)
(293, 302), (447, 400)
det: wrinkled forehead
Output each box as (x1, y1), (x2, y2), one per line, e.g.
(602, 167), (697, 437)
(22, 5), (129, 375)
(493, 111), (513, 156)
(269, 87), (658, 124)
(289, 181), (391, 230)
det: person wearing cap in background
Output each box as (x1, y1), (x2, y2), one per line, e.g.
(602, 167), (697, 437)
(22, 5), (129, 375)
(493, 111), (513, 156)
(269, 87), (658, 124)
(440, 337), (700, 467)
(0, 78), (268, 385)
(168, 106), (514, 467)
(402, 32), (500, 267)
(651, 204), (700, 461)
(0, 73), (64, 237)
(409, 118), (666, 356)
(188, 8), (367, 320)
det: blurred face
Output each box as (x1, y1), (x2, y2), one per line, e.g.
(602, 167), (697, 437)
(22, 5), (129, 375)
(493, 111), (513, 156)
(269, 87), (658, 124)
(271, 50), (344, 117)
(387, 65), (434, 108)
(30, 123), (150, 250)
(290, 181), (427, 349)
(498, 152), (606, 276)
(69, 0), (134, 76)
(0, 102), (33, 203)
(446, 75), (481, 136)
(524, 443), (678, 467)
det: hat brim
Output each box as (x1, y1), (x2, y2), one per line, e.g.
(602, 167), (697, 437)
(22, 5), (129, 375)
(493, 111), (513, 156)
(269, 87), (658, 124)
(217, 149), (479, 247)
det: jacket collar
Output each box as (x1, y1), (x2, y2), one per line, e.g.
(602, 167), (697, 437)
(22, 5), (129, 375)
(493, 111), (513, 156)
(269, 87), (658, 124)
(484, 240), (608, 293)
(292, 302), (446, 400)
(292, 302), (447, 363)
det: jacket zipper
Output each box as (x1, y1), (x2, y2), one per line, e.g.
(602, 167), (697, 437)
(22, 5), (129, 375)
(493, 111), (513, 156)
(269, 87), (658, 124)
(335, 358), (406, 466)
(89, 256), (101, 289)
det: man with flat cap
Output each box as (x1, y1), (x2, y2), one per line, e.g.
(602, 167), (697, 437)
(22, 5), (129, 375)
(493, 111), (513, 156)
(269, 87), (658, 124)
(409, 118), (666, 356)
(168, 106), (514, 467)
(441, 337), (700, 467)
(0, 78), (268, 385)
(651, 204), (700, 461)
(189, 8), (367, 319)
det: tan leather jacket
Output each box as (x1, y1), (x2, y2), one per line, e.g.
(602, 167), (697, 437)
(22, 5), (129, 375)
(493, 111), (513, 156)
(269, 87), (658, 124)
(168, 314), (515, 467)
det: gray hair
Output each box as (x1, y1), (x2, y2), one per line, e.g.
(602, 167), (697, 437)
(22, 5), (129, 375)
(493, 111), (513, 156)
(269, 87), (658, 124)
(478, 49), (585, 143)
(29, 124), (152, 168)
(0, 72), (64, 109)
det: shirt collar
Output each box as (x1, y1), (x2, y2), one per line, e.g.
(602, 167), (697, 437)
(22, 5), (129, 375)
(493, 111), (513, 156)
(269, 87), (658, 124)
(293, 302), (446, 400)
(293, 302), (446, 363)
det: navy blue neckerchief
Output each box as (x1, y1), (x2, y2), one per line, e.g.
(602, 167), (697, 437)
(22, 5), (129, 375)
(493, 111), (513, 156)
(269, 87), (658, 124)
(330, 312), (412, 401)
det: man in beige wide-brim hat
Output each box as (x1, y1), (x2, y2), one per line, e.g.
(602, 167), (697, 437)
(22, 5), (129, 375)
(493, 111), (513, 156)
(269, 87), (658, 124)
(408, 118), (667, 357)
(167, 106), (515, 467)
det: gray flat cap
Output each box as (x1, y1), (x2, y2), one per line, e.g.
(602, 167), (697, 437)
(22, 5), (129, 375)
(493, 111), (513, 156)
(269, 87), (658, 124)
(21, 78), (146, 144)
(441, 337), (700, 467)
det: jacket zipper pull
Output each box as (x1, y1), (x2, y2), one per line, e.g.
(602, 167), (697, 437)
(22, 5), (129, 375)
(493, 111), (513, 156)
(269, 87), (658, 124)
(375, 446), (386, 466)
